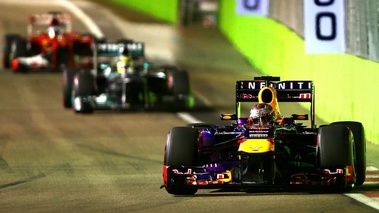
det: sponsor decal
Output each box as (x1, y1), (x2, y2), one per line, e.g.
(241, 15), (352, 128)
(304, 0), (346, 54)
(97, 42), (143, 52)
(172, 169), (192, 174)
(248, 128), (270, 138)
(240, 81), (313, 90)
(215, 131), (243, 135)
(299, 93), (311, 99)
(249, 134), (268, 138)
(236, 0), (270, 17)
(239, 93), (257, 100)
(222, 114), (232, 119)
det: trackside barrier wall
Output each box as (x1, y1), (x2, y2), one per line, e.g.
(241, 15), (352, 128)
(107, 0), (379, 145)
(108, 0), (178, 24)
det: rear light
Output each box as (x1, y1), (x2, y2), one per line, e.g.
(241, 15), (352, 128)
(11, 59), (19, 71)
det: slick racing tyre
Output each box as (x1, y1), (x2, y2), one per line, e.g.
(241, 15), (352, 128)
(10, 37), (28, 73)
(164, 127), (199, 195)
(3, 34), (18, 68)
(73, 34), (96, 57)
(73, 70), (95, 113)
(63, 68), (78, 108)
(318, 125), (355, 191)
(331, 121), (366, 186)
(56, 47), (70, 69)
(170, 70), (191, 112)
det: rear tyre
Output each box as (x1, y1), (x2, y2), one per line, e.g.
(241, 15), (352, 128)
(73, 70), (95, 113)
(63, 68), (78, 108)
(3, 34), (18, 68)
(73, 34), (95, 57)
(164, 127), (199, 195)
(170, 70), (192, 111)
(9, 37), (28, 72)
(318, 125), (354, 191)
(331, 121), (366, 186)
(56, 47), (70, 69)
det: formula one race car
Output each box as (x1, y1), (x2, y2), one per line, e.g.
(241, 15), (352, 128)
(3, 11), (95, 72)
(162, 76), (366, 195)
(63, 40), (193, 113)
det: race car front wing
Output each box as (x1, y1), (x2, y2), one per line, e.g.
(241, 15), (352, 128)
(162, 165), (355, 190)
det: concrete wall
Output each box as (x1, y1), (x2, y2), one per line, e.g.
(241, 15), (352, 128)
(109, 0), (178, 24)
(218, 0), (379, 144)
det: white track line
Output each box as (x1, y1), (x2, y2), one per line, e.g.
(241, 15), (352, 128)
(56, 0), (104, 38)
(367, 166), (379, 171)
(177, 112), (203, 123)
(345, 193), (379, 211)
(192, 89), (213, 107)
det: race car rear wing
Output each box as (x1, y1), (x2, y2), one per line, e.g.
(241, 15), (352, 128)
(28, 12), (72, 35)
(236, 81), (313, 102)
(95, 42), (145, 58)
(235, 76), (316, 127)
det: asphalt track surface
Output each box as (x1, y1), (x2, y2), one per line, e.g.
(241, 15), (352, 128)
(0, 0), (378, 212)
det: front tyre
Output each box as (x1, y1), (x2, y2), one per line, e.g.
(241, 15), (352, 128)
(331, 121), (366, 186)
(73, 70), (95, 113)
(3, 34), (19, 68)
(170, 70), (192, 111)
(164, 127), (199, 195)
(10, 37), (28, 72)
(63, 68), (77, 108)
(318, 125), (355, 192)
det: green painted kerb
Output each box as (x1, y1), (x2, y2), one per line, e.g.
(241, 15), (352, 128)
(219, 0), (379, 145)
(108, 0), (178, 24)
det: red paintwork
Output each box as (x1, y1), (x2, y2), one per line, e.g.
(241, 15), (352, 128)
(10, 12), (94, 71)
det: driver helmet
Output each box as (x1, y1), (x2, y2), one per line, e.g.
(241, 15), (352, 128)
(116, 56), (129, 74)
(47, 18), (61, 38)
(248, 103), (276, 127)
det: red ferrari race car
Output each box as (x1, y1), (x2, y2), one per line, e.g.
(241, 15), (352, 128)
(2, 11), (96, 72)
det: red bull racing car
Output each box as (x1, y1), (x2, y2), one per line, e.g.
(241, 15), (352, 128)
(162, 76), (366, 195)
(3, 11), (95, 72)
